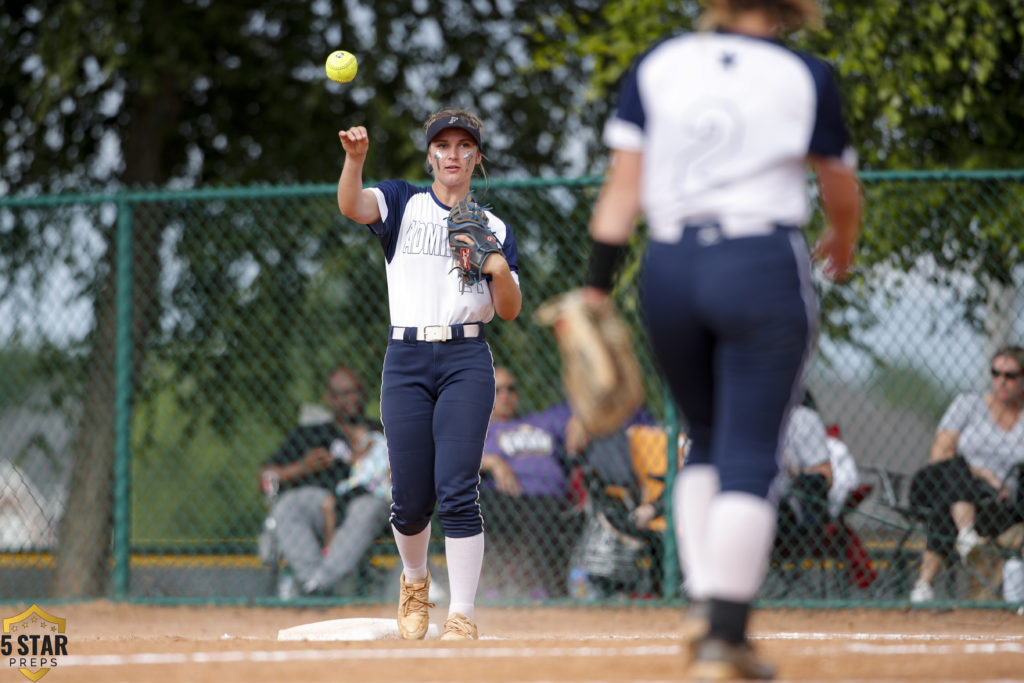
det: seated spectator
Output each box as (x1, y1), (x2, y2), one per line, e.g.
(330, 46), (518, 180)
(260, 364), (391, 597)
(909, 345), (1024, 604)
(773, 391), (834, 559)
(824, 422), (862, 520)
(478, 367), (582, 598)
(773, 390), (878, 590)
(798, 389), (861, 519)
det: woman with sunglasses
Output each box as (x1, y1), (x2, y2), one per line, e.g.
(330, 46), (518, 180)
(909, 344), (1024, 603)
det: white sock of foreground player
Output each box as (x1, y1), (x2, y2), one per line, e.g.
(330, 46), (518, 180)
(445, 532), (484, 619)
(675, 464), (719, 601)
(393, 523), (431, 582)
(706, 492), (777, 601)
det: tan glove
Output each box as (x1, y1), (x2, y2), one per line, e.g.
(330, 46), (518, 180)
(535, 288), (644, 437)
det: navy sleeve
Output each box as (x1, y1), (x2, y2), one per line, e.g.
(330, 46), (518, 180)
(368, 179), (416, 263)
(614, 61), (646, 131)
(800, 55), (851, 158)
(613, 35), (682, 132)
(501, 224), (520, 274)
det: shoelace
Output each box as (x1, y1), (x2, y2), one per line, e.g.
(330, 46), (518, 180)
(444, 615), (474, 637)
(400, 583), (435, 615)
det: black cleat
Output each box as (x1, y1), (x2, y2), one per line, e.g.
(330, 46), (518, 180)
(686, 637), (775, 680)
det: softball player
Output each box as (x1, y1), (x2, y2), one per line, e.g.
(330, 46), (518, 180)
(336, 109), (521, 641)
(586, 0), (861, 677)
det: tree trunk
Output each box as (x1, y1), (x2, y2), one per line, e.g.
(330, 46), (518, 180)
(51, 77), (179, 597)
(52, 264), (119, 596)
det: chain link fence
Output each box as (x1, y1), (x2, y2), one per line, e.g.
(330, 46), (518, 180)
(1, 172), (1022, 607)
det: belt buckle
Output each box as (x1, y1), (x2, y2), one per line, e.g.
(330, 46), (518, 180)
(696, 223), (722, 246)
(423, 325), (446, 342)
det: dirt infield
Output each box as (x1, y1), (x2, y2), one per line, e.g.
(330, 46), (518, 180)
(9, 600), (1024, 682)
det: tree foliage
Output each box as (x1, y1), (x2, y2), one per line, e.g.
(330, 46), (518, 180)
(528, 0), (1024, 171)
(814, 0), (1024, 170)
(2, 0), (602, 195)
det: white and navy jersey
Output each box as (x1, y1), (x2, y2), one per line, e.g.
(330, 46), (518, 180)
(604, 30), (857, 242)
(367, 180), (520, 326)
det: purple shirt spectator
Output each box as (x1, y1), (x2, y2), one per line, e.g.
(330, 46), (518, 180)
(482, 403), (573, 498)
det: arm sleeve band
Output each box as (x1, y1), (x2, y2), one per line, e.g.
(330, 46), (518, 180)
(585, 240), (628, 292)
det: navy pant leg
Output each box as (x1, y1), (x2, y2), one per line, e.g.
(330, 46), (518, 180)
(641, 237), (715, 469)
(643, 228), (817, 499)
(381, 341), (438, 536)
(434, 340), (495, 538)
(380, 337), (494, 537)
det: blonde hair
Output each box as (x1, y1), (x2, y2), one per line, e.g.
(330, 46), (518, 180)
(699, 0), (822, 32)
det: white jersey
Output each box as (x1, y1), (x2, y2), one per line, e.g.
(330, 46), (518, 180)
(604, 31), (857, 242)
(367, 180), (520, 327)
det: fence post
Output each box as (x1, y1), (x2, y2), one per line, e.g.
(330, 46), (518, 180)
(112, 196), (133, 599)
(661, 384), (680, 600)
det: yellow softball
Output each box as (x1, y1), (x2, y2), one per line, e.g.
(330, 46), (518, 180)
(325, 50), (358, 83)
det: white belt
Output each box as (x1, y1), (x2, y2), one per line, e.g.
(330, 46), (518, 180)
(391, 323), (482, 342)
(684, 220), (797, 242)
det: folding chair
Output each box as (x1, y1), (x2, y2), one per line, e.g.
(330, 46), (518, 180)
(770, 477), (875, 598)
(861, 465), (926, 596)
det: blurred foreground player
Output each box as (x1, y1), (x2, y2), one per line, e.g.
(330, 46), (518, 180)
(586, 0), (861, 677)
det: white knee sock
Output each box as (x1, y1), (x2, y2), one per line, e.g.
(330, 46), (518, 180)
(675, 465), (719, 601)
(445, 533), (484, 619)
(706, 492), (777, 601)
(393, 523), (431, 581)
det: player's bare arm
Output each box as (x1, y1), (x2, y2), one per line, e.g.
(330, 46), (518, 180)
(584, 149), (642, 304)
(809, 155), (861, 281)
(337, 126), (382, 224)
(589, 149), (643, 246)
(482, 253), (521, 320)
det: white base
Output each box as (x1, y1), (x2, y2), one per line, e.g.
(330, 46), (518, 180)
(277, 617), (440, 642)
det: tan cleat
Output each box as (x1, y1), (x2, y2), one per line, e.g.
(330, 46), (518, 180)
(439, 612), (478, 641)
(397, 572), (435, 640)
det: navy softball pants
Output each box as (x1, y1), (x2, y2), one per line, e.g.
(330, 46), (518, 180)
(641, 225), (817, 500)
(380, 329), (495, 538)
